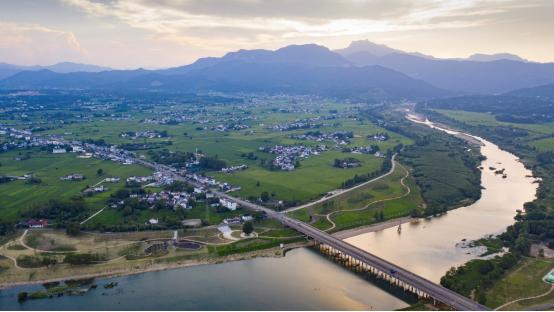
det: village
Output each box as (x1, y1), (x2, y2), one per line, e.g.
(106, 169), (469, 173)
(289, 130), (354, 145)
(259, 144), (328, 171)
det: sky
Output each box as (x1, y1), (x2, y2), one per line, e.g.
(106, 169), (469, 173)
(0, 0), (553, 69)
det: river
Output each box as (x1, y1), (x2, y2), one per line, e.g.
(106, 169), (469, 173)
(0, 117), (538, 310)
(345, 116), (538, 282)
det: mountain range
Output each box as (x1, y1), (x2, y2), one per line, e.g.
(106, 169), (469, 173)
(0, 62), (111, 80)
(1, 41), (554, 98)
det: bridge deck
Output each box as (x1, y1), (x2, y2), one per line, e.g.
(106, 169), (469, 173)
(144, 160), (489, 311)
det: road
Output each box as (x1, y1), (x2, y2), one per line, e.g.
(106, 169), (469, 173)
(135, 158), (488, 310)
(283, 154), (397, 213)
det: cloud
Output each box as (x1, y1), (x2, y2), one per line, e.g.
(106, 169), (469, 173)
(0, 22), (86, 65)
(61, 0), (534, 50)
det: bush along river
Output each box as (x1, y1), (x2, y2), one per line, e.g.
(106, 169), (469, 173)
(0, 115), (537, 310)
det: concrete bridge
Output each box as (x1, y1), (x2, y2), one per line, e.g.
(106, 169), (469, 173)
(141, 160), (489, 311)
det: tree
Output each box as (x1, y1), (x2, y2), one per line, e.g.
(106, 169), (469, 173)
(242, 221), (254, 235)
(96, 168), (104, 176)
(260, 191), (270, 202)
(66, 222), (81, 236)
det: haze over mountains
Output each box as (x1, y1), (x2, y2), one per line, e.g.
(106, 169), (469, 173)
(0, 62), (111, 80)
(1, 40), (554, 98)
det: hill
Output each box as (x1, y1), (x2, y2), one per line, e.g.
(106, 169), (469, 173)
(337, 40), (554, 94)
(0, 45), (449, 100)
(0, 62), (111, 80)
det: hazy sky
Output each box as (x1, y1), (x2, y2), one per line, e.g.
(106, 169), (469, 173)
(1, 0), (553, 68)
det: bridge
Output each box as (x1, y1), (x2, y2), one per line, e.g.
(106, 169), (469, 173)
(139, 160), (489, 311)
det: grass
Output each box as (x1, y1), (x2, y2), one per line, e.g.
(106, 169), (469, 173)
(485, 258), (554, 309)
(433, 109), (554, 137)
(288, 163), (423, 231)
(212, 151), (384, 204)
(0, 149), (152, 221)
(530, 137), (554, 152)
(38, 105), (412, 206)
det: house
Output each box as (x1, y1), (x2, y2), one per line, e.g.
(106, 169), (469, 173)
(241, 215), (254, 222)
(104, 177), (121, 183)
(220, 198), (238, 211)
(223, 217), (242, 225)
(193, 187), (205, 194)
(52, 148), (67, 154)
(71, 146), (84, 153)
(148, 218), (159, 225)
(26, 219), (48, 228)
(61, 173), (85, 181)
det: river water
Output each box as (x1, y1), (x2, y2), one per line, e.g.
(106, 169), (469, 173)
(346, 116), (538, 282)
(0, 118), (538, 310)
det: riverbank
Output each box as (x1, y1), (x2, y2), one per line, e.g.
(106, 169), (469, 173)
(0, 241), (311, 289)
(345, 111), (538, 284)
(407, 113), (484, 146)
(333, 217), (418, 239)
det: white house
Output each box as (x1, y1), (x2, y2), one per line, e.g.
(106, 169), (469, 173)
(52, 148), (67, 154)
(220, 198), (238, 211)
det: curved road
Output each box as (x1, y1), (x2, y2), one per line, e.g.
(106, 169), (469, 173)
(136, 156), (488, 310)
(284, 154), (397, 213)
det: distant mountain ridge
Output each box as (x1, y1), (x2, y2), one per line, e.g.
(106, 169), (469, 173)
(335, 41), (554, 94)
(0, 44), (448, 100)
(467, 53), (527, 62)
(2, 41), (554, 96)
(0, 62), (111, 80)
(508, 83), (554, 101)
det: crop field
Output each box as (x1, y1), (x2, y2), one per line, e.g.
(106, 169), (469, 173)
(37, 101), (412, 205)
(212, 151), (384, 203)
(0, 149), (152, 221)
(288, 162), (423, 231)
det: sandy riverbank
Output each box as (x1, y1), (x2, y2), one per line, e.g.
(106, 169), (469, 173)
(0, 241), (310, 290)
(332, 217), (418, 239)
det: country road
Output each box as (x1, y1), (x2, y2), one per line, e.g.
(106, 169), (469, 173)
(283, 154), (397, 213)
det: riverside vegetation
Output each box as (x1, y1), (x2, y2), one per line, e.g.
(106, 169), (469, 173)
(417, 97), (554, 309)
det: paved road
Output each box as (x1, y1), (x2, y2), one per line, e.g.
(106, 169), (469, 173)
(136, 158), (488, 310)
(280, 217), (489, 311)
(283, 154), (397, 213)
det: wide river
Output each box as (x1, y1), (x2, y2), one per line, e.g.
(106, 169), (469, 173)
(0, 118), (538, 310)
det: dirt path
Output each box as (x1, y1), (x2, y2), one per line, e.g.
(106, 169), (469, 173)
(495, 284), (554, 310)
(80, 207), (106, 225)
(321, 162), (412, 232)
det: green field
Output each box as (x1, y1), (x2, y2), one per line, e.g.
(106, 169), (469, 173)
(213, 151), (384, 204)
(433, 109), (554, 136)
(530, 137), (554, 152)
(38, 103), (412, 205)
(0, 149), (151, 221)
(485, 258), (554, 309)
(288, 162), (424, 231)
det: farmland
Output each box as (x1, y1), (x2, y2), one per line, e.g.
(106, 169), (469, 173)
(0, 149), (152, 221)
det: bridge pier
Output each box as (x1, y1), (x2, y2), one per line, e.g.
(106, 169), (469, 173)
(308, 237), (485, 310)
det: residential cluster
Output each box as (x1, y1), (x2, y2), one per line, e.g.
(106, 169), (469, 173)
(367, 133), (389, 141)
(60, 173), (85, 181)
(120, 130), (168, 139)
(221, 164), (248, 174)
(259, 144), (327, 171)
(211, 123), (250, 132)
(289, 130), (353, 145)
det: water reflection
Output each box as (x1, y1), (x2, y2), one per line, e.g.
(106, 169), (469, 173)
(346, 120), (538, 282)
